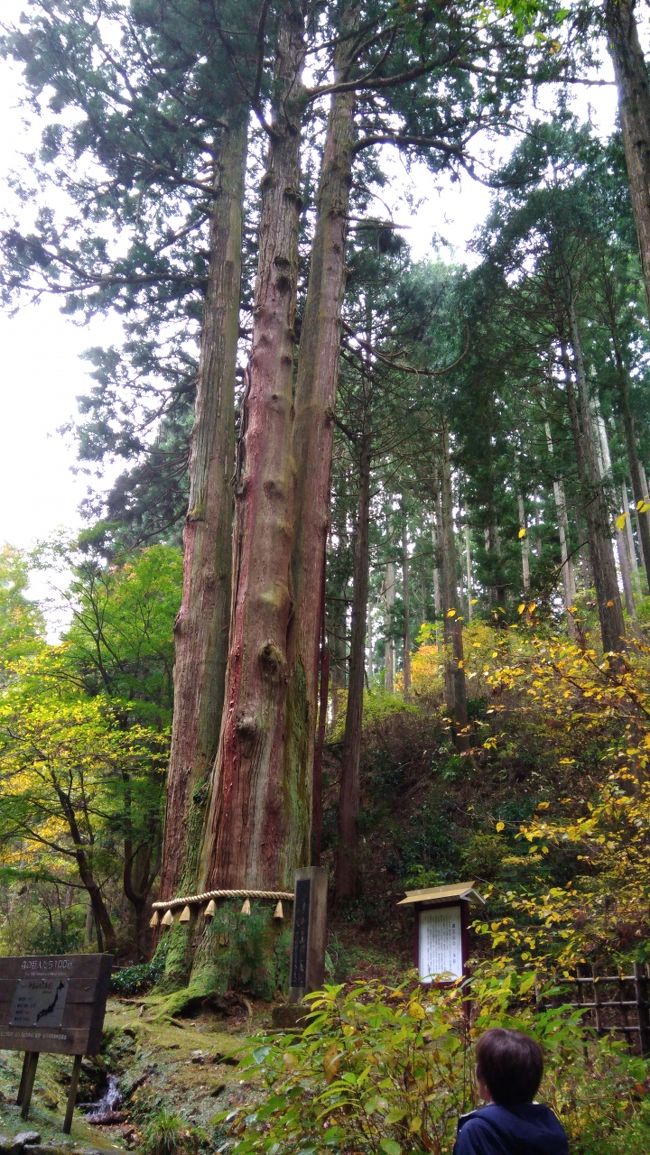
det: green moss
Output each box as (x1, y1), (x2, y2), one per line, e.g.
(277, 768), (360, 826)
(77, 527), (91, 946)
(165, 903), (292, 1006)
(159, 791), (209, 990)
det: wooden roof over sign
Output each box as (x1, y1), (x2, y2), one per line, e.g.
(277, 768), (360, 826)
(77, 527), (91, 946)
(397, 881), (485, 906)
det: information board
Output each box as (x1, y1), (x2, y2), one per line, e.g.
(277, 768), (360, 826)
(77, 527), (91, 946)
(0, 954), (112, 1056)
(418, 905), (463, 982)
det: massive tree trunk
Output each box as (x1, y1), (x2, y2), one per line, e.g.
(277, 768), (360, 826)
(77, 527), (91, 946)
(336, 434), (371, 902)
(604, 0), (650, 320)
(562, 310), (625, 654)
(198, 4), (307, 894)
(160, 114), (247, 908)
(285, 0), (358, 873)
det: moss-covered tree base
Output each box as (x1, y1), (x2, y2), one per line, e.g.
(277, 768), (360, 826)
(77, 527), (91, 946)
(155, 902), (291, 1014)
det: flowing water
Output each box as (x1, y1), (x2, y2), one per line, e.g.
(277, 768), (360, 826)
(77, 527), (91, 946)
(84, 1074), (123, 1122)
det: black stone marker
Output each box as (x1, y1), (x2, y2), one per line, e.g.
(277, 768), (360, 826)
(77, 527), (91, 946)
(288, 867), (328, 1003)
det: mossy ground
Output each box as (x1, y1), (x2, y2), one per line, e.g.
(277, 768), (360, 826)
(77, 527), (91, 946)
(0, 994), (258, 1152)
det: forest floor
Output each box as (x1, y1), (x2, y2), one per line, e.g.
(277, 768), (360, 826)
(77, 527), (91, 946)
(0, 938), (409, 1153)
(0, 994), (259, 1152)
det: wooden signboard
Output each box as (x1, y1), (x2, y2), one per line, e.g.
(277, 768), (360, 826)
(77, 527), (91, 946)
(0, 953), (112, 1132)
(397, 882), (484, 985)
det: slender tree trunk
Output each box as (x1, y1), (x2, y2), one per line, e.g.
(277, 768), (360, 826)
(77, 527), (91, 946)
(621, 480), (639, 575)
(327, 594), (347, 726)
(432, 519), (442, 618)
(517, 491), (531, 593)
(122, 770), (160, 959)
(286, 0), (358, 861)
(593, 404), (635, 618)
(161, 115), (247, 906)
(604, 0), (650, 319)
(562, 312), (625, 653)
(383, 561), (396, 692)
(336, 435), (371, 902)
(199, 5), (307, 894)
(54, 781), (117, 953)
(438, 422), (468, 747)
(606, 310), (650, 588)
(464, 524), (473, 620)
(545, 421), (577, 637)
(402, 505), (411, 698)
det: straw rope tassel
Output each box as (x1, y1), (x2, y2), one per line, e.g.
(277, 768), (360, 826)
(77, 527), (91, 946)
(241, 898), (251, 916)
(273, 901), (284, 920)
(149, 910), (160, 928)
(204, 899), (217, 918)
(179, 905), (191, 923)
(161, 909), (174, 927)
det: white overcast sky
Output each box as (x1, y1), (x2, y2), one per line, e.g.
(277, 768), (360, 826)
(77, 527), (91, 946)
(0, 4), (625, 564)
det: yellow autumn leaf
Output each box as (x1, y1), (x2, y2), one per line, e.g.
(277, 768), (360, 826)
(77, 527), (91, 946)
(517, 603), (526, 615)
(636, 499), (650, 514)
(323, 1045), (342, 1083)
(518, 527), (527, 539)
(496, 820), (505, 832)
(615, 512), (627, 531)
(528, 602), (537, 614)
(407, 1000), (426, 1020)
(446, 608), (456, 618)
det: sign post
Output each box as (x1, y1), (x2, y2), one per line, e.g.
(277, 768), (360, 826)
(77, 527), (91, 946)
(0, 953), (112, 1132)
(397, 882), (484, 984)
(288, 867), (328, 1003)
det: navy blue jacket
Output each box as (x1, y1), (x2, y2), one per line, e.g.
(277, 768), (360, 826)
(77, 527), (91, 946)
(453, 1102), (569, 1155)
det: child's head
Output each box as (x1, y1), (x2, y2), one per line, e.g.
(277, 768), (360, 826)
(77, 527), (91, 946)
(475, 1028), (544, 1107)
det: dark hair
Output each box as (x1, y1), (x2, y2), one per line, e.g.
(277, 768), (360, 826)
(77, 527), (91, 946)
(475, 1028), (544, 1107)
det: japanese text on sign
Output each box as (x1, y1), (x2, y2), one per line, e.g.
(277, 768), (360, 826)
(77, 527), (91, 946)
(418, 905), (463, 982)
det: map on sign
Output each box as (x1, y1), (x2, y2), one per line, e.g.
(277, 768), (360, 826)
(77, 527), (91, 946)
(9, 978), (69, 1029)
(418, 906), (463, 982)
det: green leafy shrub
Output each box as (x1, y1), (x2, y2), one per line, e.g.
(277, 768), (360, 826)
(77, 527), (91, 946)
(111, 957), (165, 996)
(217, 969), (650, 1155)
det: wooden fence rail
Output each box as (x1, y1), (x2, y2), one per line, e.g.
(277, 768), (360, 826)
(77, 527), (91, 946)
(570, 963), (650, 1055)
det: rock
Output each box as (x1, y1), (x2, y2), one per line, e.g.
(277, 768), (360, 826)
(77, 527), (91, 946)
(15, 1147), (69, 1155)
(13, 1133), (42, 1150)
(0, 1137), (13, 1155)
(190, 1051), (205, 1064)
(271, 1003), (309, 1030)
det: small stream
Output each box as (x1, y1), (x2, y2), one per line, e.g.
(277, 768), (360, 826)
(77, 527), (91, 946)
(83, 1075), (124, 1123)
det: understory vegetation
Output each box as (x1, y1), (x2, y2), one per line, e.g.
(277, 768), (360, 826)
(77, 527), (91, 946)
(0, 0), (649, 1149)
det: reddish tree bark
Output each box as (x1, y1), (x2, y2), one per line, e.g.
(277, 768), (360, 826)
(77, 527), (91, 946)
(285, 5), (359, 869)
(437, 421), (468, 748)
(199, 4), (308, 891)
(160, 114), (247, 905)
